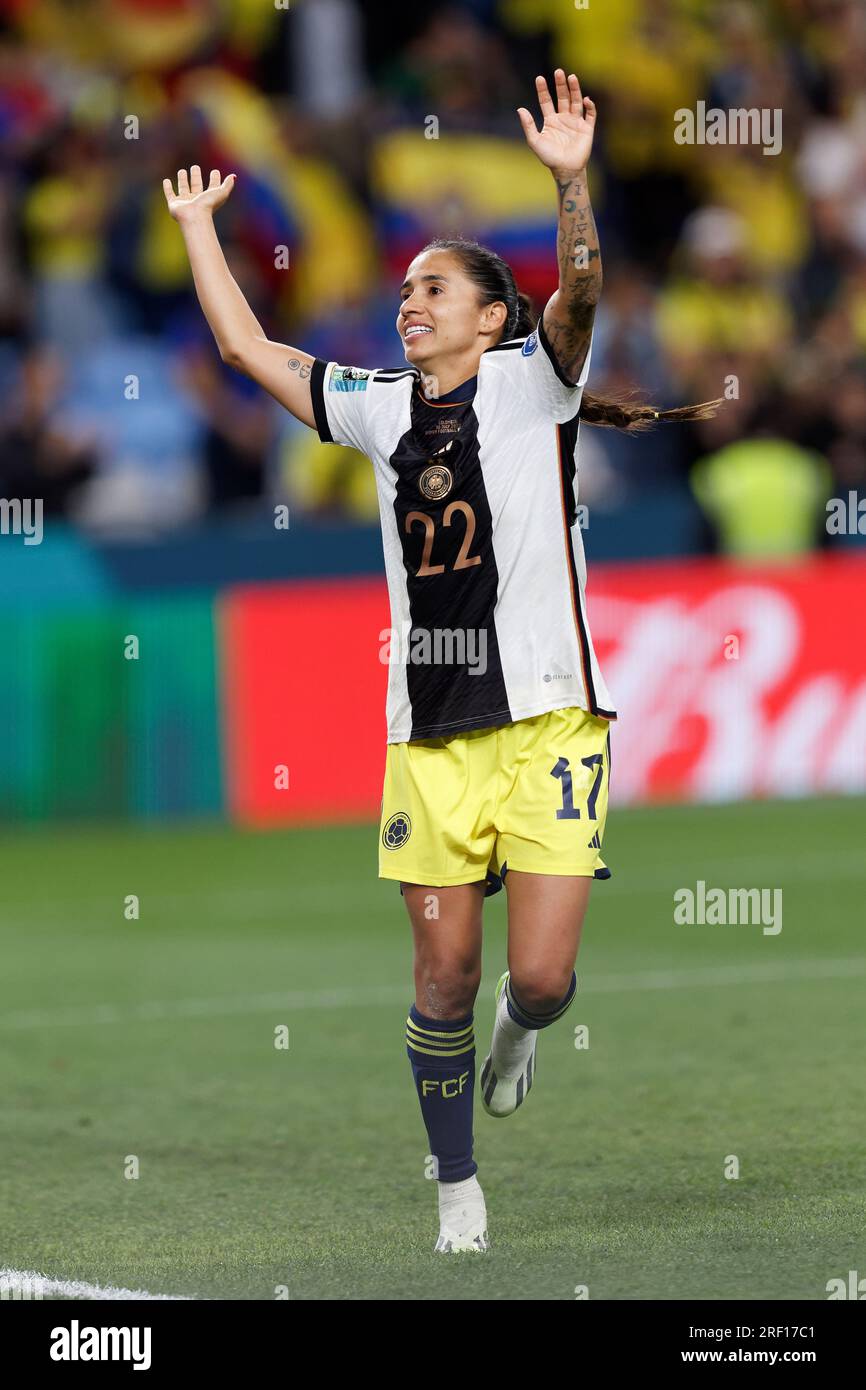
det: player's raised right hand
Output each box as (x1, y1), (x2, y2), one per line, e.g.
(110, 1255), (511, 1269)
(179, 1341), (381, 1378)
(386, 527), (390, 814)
(163, 166), (236, 222)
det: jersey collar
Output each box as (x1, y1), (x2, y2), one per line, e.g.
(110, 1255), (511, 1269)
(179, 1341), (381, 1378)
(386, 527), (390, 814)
(417, 374), (477, 406)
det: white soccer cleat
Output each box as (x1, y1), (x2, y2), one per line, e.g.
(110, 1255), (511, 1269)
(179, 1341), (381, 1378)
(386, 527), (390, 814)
(435, 1174), (489, 1253)
(480, 971), (538, 1118)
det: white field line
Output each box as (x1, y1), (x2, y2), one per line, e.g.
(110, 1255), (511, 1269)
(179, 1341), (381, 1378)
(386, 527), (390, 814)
(0, 1268), (191, 1301)
(0, 984), (406, 1030)
(1, 958), (864, 1032)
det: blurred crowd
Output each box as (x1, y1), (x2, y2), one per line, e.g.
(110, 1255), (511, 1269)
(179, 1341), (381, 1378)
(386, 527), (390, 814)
(1, 0), (865, 555)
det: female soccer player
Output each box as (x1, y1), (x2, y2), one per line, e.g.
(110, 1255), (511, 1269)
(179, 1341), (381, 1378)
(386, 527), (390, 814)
(166, 70), (718, 1254)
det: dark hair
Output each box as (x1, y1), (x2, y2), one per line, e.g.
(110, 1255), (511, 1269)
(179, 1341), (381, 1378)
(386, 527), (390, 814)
(421, 236), (722, 432)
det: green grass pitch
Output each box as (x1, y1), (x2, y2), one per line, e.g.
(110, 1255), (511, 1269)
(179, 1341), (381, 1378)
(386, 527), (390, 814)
(1, 796), (864, 1301)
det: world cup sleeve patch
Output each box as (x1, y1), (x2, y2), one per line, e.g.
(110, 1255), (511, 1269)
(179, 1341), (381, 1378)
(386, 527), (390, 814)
(382, 812), (412, 849)
(330, 366), (371, 391)
(521, 332), (538, 356)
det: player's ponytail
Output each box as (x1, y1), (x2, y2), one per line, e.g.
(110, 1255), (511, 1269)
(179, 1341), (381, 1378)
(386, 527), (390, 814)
(422, 236), (723, 432)
(577, 391), (723, 431)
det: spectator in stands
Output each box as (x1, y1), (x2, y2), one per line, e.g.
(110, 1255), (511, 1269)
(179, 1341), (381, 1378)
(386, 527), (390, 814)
(21, 119), (119, 355)
(0, 346), (99, 515)
(691, 435), (831, 560)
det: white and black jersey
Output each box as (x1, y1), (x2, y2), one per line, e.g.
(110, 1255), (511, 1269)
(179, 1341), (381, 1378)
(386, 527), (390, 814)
(309, 318), (616, 743)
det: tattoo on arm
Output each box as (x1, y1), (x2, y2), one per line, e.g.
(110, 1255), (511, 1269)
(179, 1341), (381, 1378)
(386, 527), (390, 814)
(545, 172), (602, 382)
(287, 358), (311, 379)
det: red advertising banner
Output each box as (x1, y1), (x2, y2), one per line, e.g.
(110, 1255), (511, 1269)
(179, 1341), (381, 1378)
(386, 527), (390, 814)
(219, 556), (866, 825)
(220, 577), (389, 826)
(589, 554), (866, 804)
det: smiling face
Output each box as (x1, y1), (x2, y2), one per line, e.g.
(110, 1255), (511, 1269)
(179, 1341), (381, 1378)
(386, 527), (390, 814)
(396, 249), (508, 378)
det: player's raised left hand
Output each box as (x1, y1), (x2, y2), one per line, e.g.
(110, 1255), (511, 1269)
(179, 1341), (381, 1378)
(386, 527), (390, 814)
(517, 70), (596, 175)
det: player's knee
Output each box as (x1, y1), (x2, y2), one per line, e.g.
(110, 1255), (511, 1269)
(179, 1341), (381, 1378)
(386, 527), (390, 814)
(415, 958), (480, 1018)
(510, 968), (573, 1018)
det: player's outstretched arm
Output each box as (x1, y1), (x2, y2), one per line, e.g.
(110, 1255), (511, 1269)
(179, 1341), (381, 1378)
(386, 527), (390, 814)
(517, 71), (601, 384)
(163, 166), (316, 428)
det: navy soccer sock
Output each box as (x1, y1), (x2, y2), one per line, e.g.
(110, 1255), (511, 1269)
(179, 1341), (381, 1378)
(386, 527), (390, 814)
(505, 971), (577, 1030)
(406, 1006), (477, 1183)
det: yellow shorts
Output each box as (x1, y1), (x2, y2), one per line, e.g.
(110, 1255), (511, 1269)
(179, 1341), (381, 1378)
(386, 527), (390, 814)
(379, 705), (612, 889)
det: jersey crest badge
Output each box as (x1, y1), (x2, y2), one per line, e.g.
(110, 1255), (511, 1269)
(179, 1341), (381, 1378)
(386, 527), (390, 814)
(382, 813), (412, 849)
(522, 332), (538, 356)
(419, 464), (453, 501)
